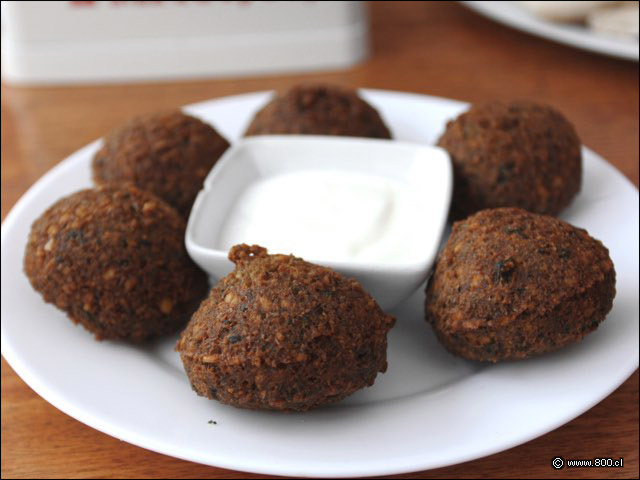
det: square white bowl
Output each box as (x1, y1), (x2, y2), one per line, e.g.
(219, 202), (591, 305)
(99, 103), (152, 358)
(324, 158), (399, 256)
(185, 135), (452, 310)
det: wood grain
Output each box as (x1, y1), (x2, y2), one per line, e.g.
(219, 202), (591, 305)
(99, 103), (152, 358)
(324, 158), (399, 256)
(1, 2), (638, 478)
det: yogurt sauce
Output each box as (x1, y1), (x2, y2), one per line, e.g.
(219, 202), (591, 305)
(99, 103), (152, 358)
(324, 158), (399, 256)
(218, 170), (426, 264)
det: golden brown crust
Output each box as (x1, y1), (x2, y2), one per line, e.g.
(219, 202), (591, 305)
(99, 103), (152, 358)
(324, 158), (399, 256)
(92, 111), (229, 219)
(24, 185), (209, 341)
(425, 208), (615, 362)
(244, 84), (392, 139)
(177, 244), (396, 411)
(437, 101), (582, 219)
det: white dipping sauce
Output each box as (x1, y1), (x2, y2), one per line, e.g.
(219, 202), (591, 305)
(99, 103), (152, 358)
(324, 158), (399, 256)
(218, 170), (425, 264)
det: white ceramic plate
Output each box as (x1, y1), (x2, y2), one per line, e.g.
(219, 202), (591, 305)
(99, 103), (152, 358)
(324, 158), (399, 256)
(1, 90), (638, 478)
(461, 1), (639, 61)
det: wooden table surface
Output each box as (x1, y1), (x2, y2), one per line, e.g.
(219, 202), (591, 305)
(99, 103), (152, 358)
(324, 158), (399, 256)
(1, 2), (638, 478)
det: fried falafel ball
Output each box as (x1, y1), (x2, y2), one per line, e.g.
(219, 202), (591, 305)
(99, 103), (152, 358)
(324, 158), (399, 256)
(244, 84), (392, 139)
(177, 244), (396, 411)
(24, 185), (209, 342)
(425, 208), (615, 362)
(437, 101), (582, 220)
(92, 111), (229, 219)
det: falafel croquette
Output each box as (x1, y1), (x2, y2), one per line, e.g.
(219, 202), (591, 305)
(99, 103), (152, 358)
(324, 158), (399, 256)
(425, 208), (615, 362)
(437, 100), (582, 219)
(92, 111), (229, 219)
(244, 84), (392, 139)
(177, 244), (396, 411)
(24, 185), (209, 342)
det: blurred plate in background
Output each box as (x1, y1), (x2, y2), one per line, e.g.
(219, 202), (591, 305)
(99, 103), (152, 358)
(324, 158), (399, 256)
(461, 1), (639, 61)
